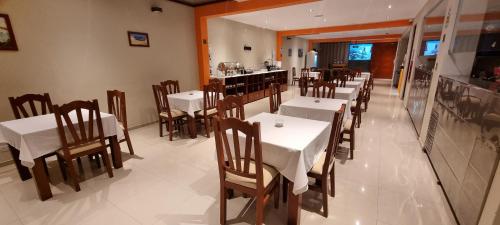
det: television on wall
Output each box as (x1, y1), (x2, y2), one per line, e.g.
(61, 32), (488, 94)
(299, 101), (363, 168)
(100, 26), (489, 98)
(349, 43), (373, 61)
(424, 40), (440, 56)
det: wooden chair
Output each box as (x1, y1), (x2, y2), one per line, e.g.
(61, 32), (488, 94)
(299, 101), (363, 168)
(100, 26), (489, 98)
(216, 95), (245, 120)
(298, 77), (309, 96)
(152, 85), (187, 141)
(213, 116), (280, 225)
(291, 67), (299, 85)
(107, 90), (134, 155)
(269, 83), (281, 113)
(209, 78), (223, 85)
(312, 81), (336, 99)
(307, 104), (345, 217)
(362, 80), (371, 112)
(196, 82), (224, 138)
(351, 88), (363, 128)
(9, 93), (54, 175)
(160, 80), (180, 95)
(53, 100), (113, 192)
(342, 99), (359, 160)
(369, 76), (374, 90)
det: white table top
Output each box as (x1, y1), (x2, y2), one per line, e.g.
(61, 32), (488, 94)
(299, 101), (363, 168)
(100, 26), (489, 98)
(0, 111), (124, 167)
(167, 91), (204, 117)
(345, 81), (363, 94)
(244, 112), (331, 194)
(279, 96), (350, 122)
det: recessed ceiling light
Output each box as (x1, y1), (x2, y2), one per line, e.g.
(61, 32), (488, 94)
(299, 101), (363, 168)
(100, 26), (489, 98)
(388, 4), (392, 9)
(323, 18), (327, 22)
(309, 9), (313, 12)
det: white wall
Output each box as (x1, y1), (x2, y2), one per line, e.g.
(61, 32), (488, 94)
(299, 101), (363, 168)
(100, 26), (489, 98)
(281, 37), (308, 84)
(0, 0), (199, 127)
(207, 18), (276, 75)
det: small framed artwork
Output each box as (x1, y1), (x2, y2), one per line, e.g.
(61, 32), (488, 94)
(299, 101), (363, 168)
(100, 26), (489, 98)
(127, 31), (149, 47)
(288, 48), (292, 57)
(298, 48), (303, 58)
(0, 14), (18, 51)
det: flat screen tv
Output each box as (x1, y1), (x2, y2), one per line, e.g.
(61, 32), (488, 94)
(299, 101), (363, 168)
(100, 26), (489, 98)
(349, 43), (373, 61)
(424, 40), (440, 56)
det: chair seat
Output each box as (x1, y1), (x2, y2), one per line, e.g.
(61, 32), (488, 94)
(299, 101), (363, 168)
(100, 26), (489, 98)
(309, 152), (334, 175)
(344, 118), (353, 131)
(195, 108), (217, 117)
(226, 160), (279, 189)
(160, 109), (186, 118)
(57, 140), (103, 156)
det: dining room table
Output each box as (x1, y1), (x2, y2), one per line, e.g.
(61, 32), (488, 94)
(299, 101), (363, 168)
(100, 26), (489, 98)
(345, 81), (363, 95)
(360, 72), (371, 79)
(306, 86), (357, 100)
(281, 96), (350, 120)
(0, 110), (124, 201)
(167, 90), (215, 138)
(228, 112), (332, 225)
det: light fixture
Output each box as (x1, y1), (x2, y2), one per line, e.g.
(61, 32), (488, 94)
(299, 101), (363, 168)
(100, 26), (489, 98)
(151, 6), (163, 13)
(388, 4), (392, 9)
(309, 9), (313, 12)
(323, 18), (327, 22)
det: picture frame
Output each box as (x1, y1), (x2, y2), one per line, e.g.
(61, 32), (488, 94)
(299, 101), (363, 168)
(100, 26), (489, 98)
(0, 14), (19, 51)
(298, 48), (303, 58)
(127, 31), (149, 47)
(288, 48), (292, 57)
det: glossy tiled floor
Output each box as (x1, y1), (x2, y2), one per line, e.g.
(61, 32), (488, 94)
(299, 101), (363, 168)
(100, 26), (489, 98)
(0, 80), (457, 225)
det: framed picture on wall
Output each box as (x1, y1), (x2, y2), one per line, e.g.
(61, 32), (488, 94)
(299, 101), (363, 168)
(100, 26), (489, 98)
(288, 48), (292, 57)
(0, 14), (18, 51)
(127, 31), (149, 47)
(298, 48), (303, 57)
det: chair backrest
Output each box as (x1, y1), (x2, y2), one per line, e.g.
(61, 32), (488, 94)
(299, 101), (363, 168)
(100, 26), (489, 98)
(53, 100), (105, 157)
(213, 116), (265, 191)
(300, 70), (309, 79)
(152, 85), (173, 118)
(347, 70), (356, 81)
(298, 77), (309, 96)
(160, 80), (180, 95)
(209, 78), (222, 85)
(312, 81), (336, 99)
(269, 83), (282, 113)
(107, 90), (127, 129)
(322, 104), (345, 175)
(334, 73), (347, 87)
(216, 95), (245, 120)
(9, 93), (53, 119)
(203, 82), (224, 114)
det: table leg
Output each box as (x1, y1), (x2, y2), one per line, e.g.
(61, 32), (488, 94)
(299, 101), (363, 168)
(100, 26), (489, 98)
(287, 181), (302, 225)
(109, 135), (123, 169)
(32, 158), (52, 201)
(187, 116), (196, 139)
(8, 145), (32, 181)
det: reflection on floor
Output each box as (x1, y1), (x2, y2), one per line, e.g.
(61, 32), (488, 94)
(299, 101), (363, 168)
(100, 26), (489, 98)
(0, 80), (457, 225)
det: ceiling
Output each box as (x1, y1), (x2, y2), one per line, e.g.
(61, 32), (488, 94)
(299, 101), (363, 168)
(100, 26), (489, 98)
(297, 27), (409, 40)
(169, 0), (227, 7)
(223, 0), (427, 32)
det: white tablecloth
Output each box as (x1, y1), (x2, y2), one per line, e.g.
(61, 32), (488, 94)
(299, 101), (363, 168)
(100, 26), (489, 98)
(360, 72), (371, 80)
(228, 113), (331, 195)
(306, 87), (356, 100)
(167, 91), (204, 117)
(0, 111), (124, 167)
(345, 81), (363, 95)
(353, 77), (366, 83)
(279, 96), (350, 121)
(309, 72), (320, 79)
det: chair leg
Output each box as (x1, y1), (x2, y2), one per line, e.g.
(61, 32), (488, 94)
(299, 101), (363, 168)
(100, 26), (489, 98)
(357, 111), (361, 128)
(124, 130), (134, 155)
(274, 184), (280, 209)
(168, 119), (174, 141)
(66, 160), (81, 192)
(95, 154), (101, 168)
(282, 177), (288, 203)
(42, 158), (50, 177)
(322, 178), (329, 217)
(350, 130), (355, 160)
(56, 155), (67, 181)
(330, 165), (335, 197)
(220, 186), (227, 225)
(100, 151), (114, 178)
(204, 117), (210, 138)
(256, 197), (264, 225)
(159, 118), (163, 137)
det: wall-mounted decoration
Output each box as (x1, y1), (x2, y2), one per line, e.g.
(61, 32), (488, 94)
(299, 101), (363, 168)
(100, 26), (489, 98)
(288, 48), (292, 57)
(0, 14), (18, 51)
(298, 48), (303, 57)
(127, 31), (149, 47)
(243, 45), (252, 51)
